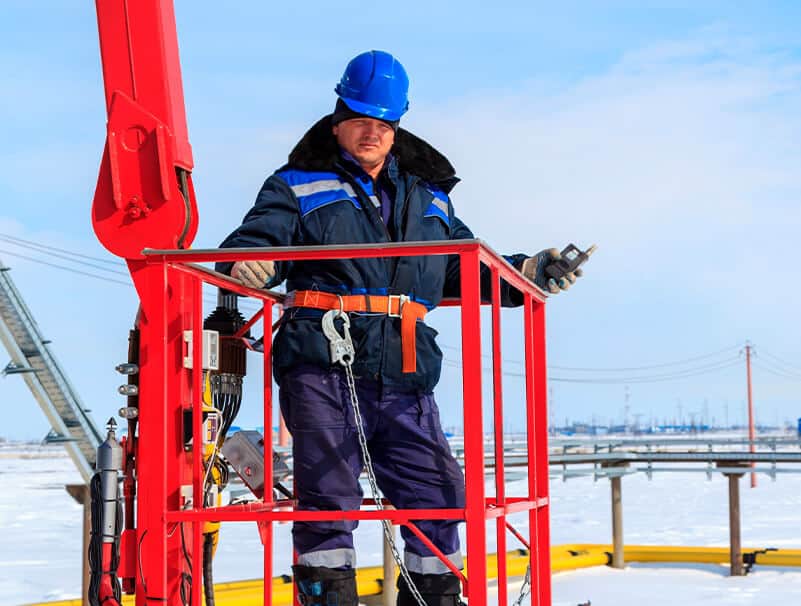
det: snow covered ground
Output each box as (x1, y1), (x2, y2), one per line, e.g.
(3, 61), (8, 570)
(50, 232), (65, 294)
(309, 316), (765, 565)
(2, 443), (801, 605)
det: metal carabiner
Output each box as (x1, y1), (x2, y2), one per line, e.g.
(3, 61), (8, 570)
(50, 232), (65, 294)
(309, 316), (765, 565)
(321, 309), (355, 367)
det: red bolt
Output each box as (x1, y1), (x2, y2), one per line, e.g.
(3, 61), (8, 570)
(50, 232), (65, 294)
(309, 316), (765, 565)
(125, 197), (151, 219)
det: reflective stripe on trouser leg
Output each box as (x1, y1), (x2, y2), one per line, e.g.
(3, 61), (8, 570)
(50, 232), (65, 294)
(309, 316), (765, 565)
(297, 547), (356, 569)
(404, 550), (464, 575)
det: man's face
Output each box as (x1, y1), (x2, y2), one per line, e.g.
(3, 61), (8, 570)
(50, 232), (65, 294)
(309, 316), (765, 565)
(333, 117), (395, 173)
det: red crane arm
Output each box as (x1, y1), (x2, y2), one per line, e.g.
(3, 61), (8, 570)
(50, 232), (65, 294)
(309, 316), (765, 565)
(90, 5), (207, 604)
(91, 0), (198, 260)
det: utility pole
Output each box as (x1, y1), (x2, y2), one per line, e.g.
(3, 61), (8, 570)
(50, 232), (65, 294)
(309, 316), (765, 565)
(703, 398), (709, 430)
(745, 342), (756, 488)
(621, 385), (630, 432)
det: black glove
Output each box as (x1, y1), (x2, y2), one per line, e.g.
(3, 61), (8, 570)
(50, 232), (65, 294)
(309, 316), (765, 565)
(521, 248), (582, 294)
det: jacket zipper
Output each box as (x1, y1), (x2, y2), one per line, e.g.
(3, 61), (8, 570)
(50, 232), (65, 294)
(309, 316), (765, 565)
(397, 176), (419, 244)
(339, 170), (392, 242)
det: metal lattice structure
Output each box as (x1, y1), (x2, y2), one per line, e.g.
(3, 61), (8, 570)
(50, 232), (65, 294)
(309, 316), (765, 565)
(0, 259), (102, 482)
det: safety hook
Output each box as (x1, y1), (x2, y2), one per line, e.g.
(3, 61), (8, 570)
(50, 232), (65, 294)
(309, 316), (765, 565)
(321, 309), (355, 367)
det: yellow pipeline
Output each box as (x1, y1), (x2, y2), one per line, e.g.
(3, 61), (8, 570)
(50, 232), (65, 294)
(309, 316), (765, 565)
(25, 544), (801, 606)
(559, 544), (801, 567)
(551, 545), (610, 571)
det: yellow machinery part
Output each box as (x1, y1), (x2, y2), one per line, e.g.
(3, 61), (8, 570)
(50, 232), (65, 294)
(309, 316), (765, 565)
(26, 544), (801, 606)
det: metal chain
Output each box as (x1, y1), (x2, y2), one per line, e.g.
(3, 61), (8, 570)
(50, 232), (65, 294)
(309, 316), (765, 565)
(512, 562), (532, 606)
(341, 361), (428, 606)
(323, 310), (532, 603)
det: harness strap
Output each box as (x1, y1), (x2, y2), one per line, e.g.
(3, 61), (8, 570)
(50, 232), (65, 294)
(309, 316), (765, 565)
(285, 290), (428, 373)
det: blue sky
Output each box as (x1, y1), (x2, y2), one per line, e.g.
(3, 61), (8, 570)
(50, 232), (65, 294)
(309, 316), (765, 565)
(1, 2), (801, 439)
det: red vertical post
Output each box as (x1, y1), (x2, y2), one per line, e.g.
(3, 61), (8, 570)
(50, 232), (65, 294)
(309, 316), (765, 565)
(460, 248), (486, 603)
(191, 276), (203, 606)
(262, 300), (275, 606)
(490, 268), (507, 606)
(522, 296), (539, 604)
(745, 343), (756, 488)
(276, 306), (290, 447)
(532, 299), (551, 605)
(135, 262), (199, 606)
(135, 263), (170, 606)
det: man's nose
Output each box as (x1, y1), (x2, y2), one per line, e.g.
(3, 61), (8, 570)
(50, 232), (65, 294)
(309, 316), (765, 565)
(364, 122), (382, 136)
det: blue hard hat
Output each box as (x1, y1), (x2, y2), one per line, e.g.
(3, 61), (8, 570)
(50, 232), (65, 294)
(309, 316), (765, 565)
(335, 50), (410, 121)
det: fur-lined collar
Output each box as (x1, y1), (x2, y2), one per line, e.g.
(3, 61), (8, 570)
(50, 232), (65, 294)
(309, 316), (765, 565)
(285, 115), (460, 193)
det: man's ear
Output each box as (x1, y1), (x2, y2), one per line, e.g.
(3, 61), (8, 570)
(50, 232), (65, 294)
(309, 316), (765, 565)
(332, 124), (339, 137)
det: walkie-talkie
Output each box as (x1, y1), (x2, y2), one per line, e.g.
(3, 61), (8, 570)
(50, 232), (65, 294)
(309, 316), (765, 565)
(545, 243), (597, 281)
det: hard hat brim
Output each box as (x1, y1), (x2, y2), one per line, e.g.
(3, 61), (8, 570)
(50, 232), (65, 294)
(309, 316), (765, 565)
(339, 96), (407, 122)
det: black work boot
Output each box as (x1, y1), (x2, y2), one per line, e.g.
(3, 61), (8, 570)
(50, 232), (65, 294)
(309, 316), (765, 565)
(397, 571), (465, 606)
(292, 565), (358, 606)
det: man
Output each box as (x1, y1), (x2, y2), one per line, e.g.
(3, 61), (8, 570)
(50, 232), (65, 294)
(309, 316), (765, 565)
(217, 50), (580, 606)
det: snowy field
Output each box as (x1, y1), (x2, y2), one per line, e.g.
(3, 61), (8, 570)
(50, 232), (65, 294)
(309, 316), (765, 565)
(2, 443), (801, 605)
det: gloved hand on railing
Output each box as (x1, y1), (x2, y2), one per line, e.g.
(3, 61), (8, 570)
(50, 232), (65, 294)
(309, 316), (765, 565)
(521, 248), (582, 294)
(231, 260), (275, 289)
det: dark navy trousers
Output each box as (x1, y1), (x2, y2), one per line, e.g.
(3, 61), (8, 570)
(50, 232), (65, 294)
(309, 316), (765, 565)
(279, 364), (466, 573)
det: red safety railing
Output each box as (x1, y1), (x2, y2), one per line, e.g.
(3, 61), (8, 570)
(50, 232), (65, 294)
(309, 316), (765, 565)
(129, 239), (550, 606)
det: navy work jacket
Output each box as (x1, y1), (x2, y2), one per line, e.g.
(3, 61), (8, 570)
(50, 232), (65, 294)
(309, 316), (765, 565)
(217, 115), (528, 392)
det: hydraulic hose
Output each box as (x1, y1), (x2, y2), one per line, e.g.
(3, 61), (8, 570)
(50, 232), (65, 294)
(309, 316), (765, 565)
(88, 466), (122, 606)
(203, 534), (216, 606)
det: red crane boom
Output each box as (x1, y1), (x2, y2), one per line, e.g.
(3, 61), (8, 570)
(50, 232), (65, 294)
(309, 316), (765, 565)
(91, 0), (198, 268)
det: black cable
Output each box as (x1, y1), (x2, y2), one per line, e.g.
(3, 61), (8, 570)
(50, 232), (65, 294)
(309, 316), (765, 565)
(138, 530), (148, 596)
(0, 245), (263, 317)
(441, 342), (742, 374)
(213, 387), (244, 447)
(226, 392), (243, 437)
(88, 474), (102, 606)
(755, 350), (801, 375)
(214, 457), (229, 487)
(548, 345), (742, 372)
(0, 236), (129, 275)
(0, 248), (132, 286)
(751, 360), (801, 381)
(111, 495), (122, 604)
(549, 358), (743, 384)
(0, 237), (262, 309)
(203, 534), (215, 606)
(443, 356), (743, 384)
(88, 472), (122, 606)
(0, 232), (124, 264)
(179, 523), (192, 606)
(274, 483), (294, 499)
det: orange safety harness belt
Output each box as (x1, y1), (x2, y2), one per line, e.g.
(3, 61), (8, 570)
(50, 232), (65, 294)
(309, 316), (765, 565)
(284, 290), (428, 373)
